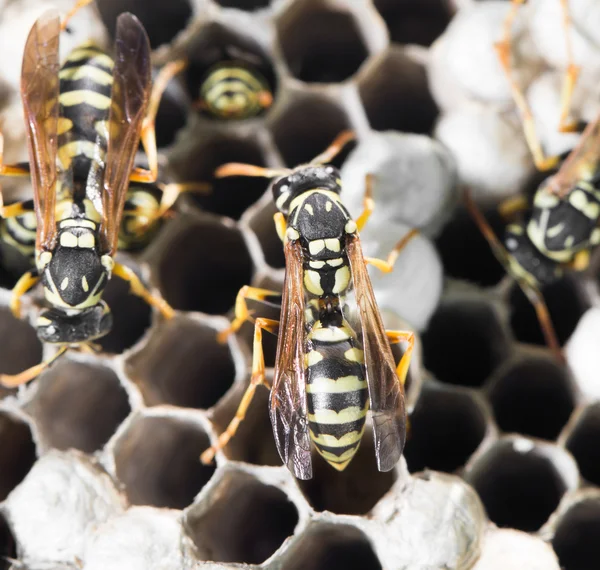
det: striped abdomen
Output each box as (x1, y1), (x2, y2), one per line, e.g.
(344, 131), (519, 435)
(57, 43), (114, 177)
(306, 318), (367, 471)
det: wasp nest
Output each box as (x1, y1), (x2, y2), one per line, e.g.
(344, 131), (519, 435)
(0, 0), (598, 569)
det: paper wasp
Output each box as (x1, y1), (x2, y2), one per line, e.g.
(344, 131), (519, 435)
(199, 132), (416, 479)
(0, 9), (179, 387)
(465, 0), (599, 362)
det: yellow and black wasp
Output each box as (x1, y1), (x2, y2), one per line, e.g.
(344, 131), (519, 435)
(0, 10), (177, 387)
(465, 0), (598, 362)
(199, 132), (416, 479)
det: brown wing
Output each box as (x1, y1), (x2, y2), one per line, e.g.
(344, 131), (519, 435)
(21, 11), (60, 252)
(269, 239), (312, 479)
(547, 113), (600, 198)
(100, 13), (151, 255)
(346, 234), (406, 472)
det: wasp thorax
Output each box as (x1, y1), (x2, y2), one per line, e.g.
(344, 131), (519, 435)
(36, 301), (113, 344)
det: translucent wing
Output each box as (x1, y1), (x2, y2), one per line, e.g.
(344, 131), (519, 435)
(100, 13), (151, 255)
(346, 234), (406, 472)
(21, 11), (60, 252)
(547, 114), (600, 197)
(269, 239), (312, 480)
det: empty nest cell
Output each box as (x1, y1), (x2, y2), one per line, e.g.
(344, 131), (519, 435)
(25, 360), (130, 454)
(125, 316), (235, 409)
(276, 0), (369, 83)
(0, 412), (36, 502)
(488, 357), (575, 441)
(403, 382), (487, 474)
(114, 414), (215, 509)
(0, 514), (15, 570)
(0, 307), (42, 382)
(566, 404), (600, 486)
(185, 470), (298, 564)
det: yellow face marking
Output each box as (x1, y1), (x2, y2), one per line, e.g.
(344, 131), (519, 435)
(308, 405), (368, 424)
(325, 238), (341, 252)
(82, 276), (89, 293)
(78, 233), (95, 248)
(345, 220), (357, 234)
(546, 223), (564, 238)
(304, 204), (314, 215)
(57, 118), (73, 135)
(591, 228), (600, 244)
(310, 430), (363, 448)
(276, 191), (291, 211)
(289, 189), (342, 218)
(306, 375), (367, 394)
(564, 235), (575, 249)
(59, 90), (111, 109)
(306, 350), (324, 366)
(60, 232), (78, 248)
(569, 189), (589, 210)
(304, 270), (324, 295)
(325, 201), (333, 212)
(534, 190), (560, 208)
(59, 64), (113, 85)
(327, 258), (344, 267)
(344, 347), (364, 363)
(60, 277), (69, 291)
(333, 265), (350, 293)
(309, 239), (325, 255)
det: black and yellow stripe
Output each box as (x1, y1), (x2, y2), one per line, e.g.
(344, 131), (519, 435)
(306, 317), (368, 471)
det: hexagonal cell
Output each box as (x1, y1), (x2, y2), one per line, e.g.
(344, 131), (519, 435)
(421, 299), (510, 388)
(114, 414), (215, 509)
(281, 523), (382, 570)
(553, 498), (600, 570)
(404, 383), (488, 474)
(509, 275), (590, 348)
(434, 205), (506, 287)
(154, 214), (253, 314)
(96, 0), (192, 49)
(298, 425), (396, 515)
(269, 93), (354, 167)
(0, 412), (36, 501)
(276, 0), (369, 83)
(488, 357), (575, 441)
(125, 316), (235, 409)
(182, 22), (277, 119)
(185, 470), (298, 564)
(358, 47), (438, 134)
(565, 404), (600, 486)
(25, 360), (130, 454)
(465, 439), (577, 532)
(374, 0), (453, 46)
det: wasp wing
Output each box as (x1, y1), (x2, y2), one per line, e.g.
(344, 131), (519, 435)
(548, 114), (600, 198)
(346, 234), (406, 472)
(269, 238), (312, 480)
(100, 13), (151, 255)
(21, 11), (61, 252)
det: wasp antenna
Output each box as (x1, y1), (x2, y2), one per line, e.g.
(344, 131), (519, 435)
(214, 163), (290, 179)
(310, 130), (356, 165)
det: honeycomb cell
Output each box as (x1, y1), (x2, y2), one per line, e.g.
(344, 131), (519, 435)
(421, 298), (510, 387)
(269, 93), (353, 167)
(125, 316), (235, 409)
(404, 382), (488, 474)
(155, 214), (253, 314)
(488, 356), (575, 441)
(25, 360), (130, 454)
(185, 470), (298, 564)
(169, 132), (271, 221)
(114, 414), (214, 509)
(281, 523), (382, 570)
(298, 425), (396, 515)
(553, 498), (600, 570)
(245, 197), (285, 269)
(0, 514), (16, 570)
(0, 412), (36, 501)
(358, 47), (438, 134)
(276, 1), (369, 83)
(465, 438), (577, 532)
(565, 404), (600, 486)
(95, 0), (193, 49)
(374, 0), (453, 46)
(509, 275), (590, 348)
(0, 307), (42, 383)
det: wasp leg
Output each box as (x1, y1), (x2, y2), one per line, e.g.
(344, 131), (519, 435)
(10, 271), (40, 320)
(201, 317), (279, 464)
(310, 130), (356, 166)
(112, 262), (175, 320)
(497, 194), (529, 221)
(495, 0), (560, 171)
(386, 330), (415, 387)
(0, 346), (68, 388)
(217, 285), (282, 344)
(60, 0), (94, 32)
(557, 0), (580, 133)
(365, 229), (419, 273)
(0, 201), (34, 219)
(129, 59), (188, 184)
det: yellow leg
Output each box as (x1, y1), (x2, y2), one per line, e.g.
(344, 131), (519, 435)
(274, 211), (287, 243)
(310, 130), (356, 165)
(365, 229), (419, 273)
(10, 271), (40, 319)
(129, 59), (188, 184)
(386, 330), (415, 387)
(0, 201), (33, 219)
(497, 194), (529, 221)
(494, 0), (560, 171)
(112, 262), (175, 320)
(60, 0), (94, 31)
(217, 285), (281, 344)
(201, 317), (278, 464)
(557, 0), (580, 133)
(0, 346), (68, 388)
(258, 90), (273, 109)
(355, 174), (375, 232)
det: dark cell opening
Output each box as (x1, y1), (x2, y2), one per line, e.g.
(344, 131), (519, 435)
(0, 413), (36, 501)
(0, 515), (16, 570)
(553, 500), (600, 570)
(566, 404), (600, 486)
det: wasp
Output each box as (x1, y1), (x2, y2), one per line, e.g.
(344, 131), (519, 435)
(199, 132), (416, 479)
(465, 0), (598, 362)
(0, 9), (179, 387)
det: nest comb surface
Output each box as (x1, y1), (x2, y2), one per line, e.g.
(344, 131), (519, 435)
(0, 0), (599, 569)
